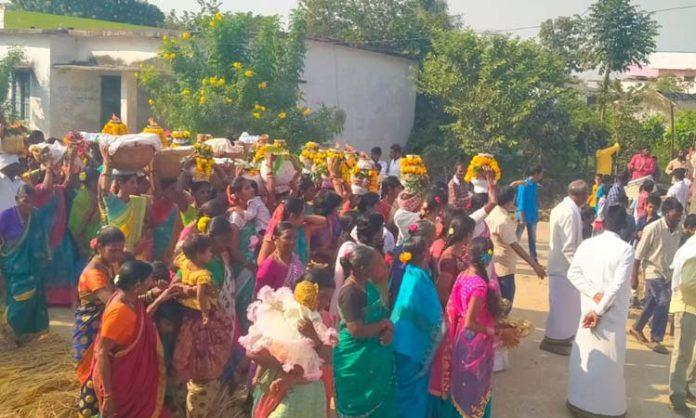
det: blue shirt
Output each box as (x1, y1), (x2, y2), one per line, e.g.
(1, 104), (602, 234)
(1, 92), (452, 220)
(517, 178), (539, 224)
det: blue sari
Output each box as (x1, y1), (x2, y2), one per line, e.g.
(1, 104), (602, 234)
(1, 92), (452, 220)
(0, 207), (50, 339)
(390, 264), (444, 418)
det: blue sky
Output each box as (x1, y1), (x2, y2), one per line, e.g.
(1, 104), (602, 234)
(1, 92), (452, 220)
(149, 0), (696, 52)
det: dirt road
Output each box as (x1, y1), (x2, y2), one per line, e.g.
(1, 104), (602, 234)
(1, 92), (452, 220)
(493, 222), (686, 418)
(46, 222), (688, 418)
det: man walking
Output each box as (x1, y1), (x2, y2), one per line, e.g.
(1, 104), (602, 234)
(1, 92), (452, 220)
(516, 164), (543, 261)
(668, 214), (696, 415)
(566, 206), (635, 418)
(630, 197), (684, 354)
(387, 144), (403, 178)
(540, 180), (589, 356)
(448, 162), (470, 209)
(488, 186), (546, 309)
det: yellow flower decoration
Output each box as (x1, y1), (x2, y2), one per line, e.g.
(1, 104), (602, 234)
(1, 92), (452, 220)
(148, 99), (155, 105)
(232, 62), (243, 69)
(278, 112), (287, 120)
(258, 81), (268, 89)
(79, 172), (87, 182)
(197, 216), (212, 233)
(252, 112), (261, 119)
(399, 251), (413, 264)
(181, 89), (191, 96)
(181, 32), (191, 40)
(303, 107), (313, 116)
(244, 70), (254, 78)
(464, 154), (502, 183)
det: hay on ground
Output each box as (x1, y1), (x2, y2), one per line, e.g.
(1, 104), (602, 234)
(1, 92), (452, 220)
(0, 333), (78, 418)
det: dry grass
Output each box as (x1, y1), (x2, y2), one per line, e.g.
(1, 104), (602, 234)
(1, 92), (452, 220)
(0, 333), (78, 418)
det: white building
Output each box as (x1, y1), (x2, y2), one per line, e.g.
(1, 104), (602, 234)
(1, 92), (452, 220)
(0, 12), (416, 150)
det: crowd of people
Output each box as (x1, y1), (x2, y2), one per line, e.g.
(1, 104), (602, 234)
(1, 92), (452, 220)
(1, 123), (695, 418)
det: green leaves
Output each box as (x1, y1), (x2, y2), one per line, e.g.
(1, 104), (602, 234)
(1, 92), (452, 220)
(139, 10), (342, 147)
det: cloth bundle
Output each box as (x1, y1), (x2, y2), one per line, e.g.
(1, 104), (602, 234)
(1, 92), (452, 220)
(239, 286), (336, 380)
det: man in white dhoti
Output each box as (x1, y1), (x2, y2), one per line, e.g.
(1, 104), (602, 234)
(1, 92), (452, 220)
(566, 206), (634, 418)
(540, 180), (589, 356)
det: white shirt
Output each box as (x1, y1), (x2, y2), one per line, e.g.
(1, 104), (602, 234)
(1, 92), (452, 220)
(566, 231), (634, 416)
(0, 173), (22, 214)
(376, 160), (388, 176)
(548, 196), (583, 276)
(393, 208), (419, 243)
(228, 196), (271, 233)
(387, 158), (401, 178)
(667, 179), (690, 209)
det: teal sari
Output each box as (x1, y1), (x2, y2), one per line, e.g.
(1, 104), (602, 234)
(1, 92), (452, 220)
(390, 264), (444, 418)
(334, 282), (395, 418)
(1, 208), (50, 338)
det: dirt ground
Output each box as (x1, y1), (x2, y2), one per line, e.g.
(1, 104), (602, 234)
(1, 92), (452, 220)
(43, 222), (691, 418)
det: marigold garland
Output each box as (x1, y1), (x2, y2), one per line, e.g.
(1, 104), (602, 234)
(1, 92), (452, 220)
(464, 154), (502, 183)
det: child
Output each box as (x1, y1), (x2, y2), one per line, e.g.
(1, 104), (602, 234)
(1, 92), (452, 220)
(228, 176), (271, 235)
(636, 193), (661, 241)
(581, 205), (596, 240)
(173, 234), (232, 417)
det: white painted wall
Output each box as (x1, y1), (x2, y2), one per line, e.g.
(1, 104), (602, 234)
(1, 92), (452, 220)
(0, 31), (417, 147)
(302, 40), (416, 150)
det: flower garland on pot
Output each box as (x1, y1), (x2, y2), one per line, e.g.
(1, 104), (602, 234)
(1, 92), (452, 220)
(171, 130), (191, 147)
(464, 153), (502, 193)
(101, 115), (128, 136)
(193, 143), (214, 182)
(400, 154), (429, 194)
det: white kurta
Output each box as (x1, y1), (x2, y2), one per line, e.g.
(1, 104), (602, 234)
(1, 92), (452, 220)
(546, 196), (584, 340)
(566, 231), (634, 416)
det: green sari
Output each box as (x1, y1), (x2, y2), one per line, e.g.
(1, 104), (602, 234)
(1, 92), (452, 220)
(68, 187), (101, 258)
(1, 209), (50, 338)
(102, 194), (147, 253)
(334, 282), (395, 418)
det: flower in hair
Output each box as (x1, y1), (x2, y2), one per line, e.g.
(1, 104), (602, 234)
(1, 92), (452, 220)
(447, 227), (455, 236)
(197, 216), (211, 233)
(399, 251), (413, 264)
(434, 196), (442, 204)
(408, 224), (418, 234)
(113, 274), (121, 285)
(89, 238), (98, 250)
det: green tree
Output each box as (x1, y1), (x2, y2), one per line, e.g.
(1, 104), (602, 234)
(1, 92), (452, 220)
(585, 0), (659, 120)
(669, 110), (696, 151)
(138, 10), (342, 145)
(10, 0), (165, 26)
(0, 48), (26, 119)
(296, 0), (455, 59)
(539, 15), (588, 73)
(417, 30), (588, 187)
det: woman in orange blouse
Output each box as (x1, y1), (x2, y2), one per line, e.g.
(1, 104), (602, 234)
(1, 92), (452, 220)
(93, 260), (180, 418)
(73, 227), (125, 418)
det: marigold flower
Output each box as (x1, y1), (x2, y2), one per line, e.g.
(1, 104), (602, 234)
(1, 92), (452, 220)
(148, 99), (155, 105)
(181, 89), (191, 96)
(181, 32), (191, 40)
(303, 107), (312, 116)
(399, 251), (413, 264)
(258, 81), (268, 89)
(252, 112), (261, 119)
(232, 62), (243, 69)
(244, 70), (254, 78)
(278, 112), (287, 120)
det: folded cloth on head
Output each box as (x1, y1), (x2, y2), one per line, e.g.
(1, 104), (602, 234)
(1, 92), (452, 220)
(28, 142), (67, 163)
(107, 133), (163, 155)
(396, 191), (421, 213)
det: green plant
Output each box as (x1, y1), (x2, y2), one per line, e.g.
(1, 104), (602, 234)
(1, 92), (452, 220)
(0, 48), (26, 119)
(138, 10), (343, 147)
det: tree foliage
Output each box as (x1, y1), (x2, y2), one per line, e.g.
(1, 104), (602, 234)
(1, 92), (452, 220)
(296, 0), (455, 59)
(0, 48), (26, 119)
(10, 0), (165, 27)
(138, 10), (343, 145)
(669, 110), (696, 151)
(539, 15), (587, 73)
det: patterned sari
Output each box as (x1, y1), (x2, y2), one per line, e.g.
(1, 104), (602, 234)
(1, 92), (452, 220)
(92, 294), (169, 418)
(334, 282), (395, 418)
(428, 274), (494, 418)
(35, 184), (77, 305)
(390, 264), (444, 418)
(73, 262), (114, 417)
(68, 187), (102, 260)
(151, 196), (183, 262)
(103, 194), (148, 253)
(0, 207), (50, 339)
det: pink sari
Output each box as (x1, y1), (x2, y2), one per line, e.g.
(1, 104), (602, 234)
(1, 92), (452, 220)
(429, 274), (495, 417)
(93, 297), (169, 418)
(254, 253), (305, 295)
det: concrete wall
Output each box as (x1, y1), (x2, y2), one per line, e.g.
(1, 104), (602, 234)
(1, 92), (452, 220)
(0, 31), (417, 146)
(302, 39), (416, 150)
